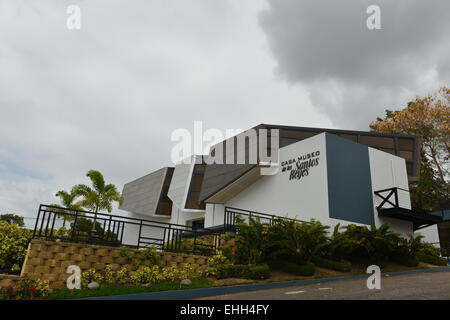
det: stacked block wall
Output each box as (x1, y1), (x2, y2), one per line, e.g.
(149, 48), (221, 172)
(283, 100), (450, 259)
(21, 240), (209, 289)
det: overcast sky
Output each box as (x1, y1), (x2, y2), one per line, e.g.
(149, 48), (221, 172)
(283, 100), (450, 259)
(0, 0), (448, 225)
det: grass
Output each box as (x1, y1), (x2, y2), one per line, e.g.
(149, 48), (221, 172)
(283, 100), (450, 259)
(44, 277), (213, 300)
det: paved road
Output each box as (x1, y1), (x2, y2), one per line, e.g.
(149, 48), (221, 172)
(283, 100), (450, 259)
(198, 272), (450, 300)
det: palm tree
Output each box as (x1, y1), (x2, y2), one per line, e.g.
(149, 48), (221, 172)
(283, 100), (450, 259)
(72, 170), (123, 233)
(52, 188), (82, 228)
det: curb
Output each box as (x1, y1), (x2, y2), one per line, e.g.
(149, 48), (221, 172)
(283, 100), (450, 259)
(79, 266), (450, 300)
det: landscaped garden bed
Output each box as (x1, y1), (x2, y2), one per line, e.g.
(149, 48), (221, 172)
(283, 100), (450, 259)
(44, 278), (213, 300)
(1, 214), (448, 300)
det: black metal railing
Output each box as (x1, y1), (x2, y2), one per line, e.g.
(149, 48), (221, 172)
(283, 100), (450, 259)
(223, 206), (307, 233)
(374, 187), (411, 209)
(33, 204), (221, 255)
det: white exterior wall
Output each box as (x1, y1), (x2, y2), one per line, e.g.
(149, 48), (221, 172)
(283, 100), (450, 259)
(218, 133), (330, 225)
(203, 134), (419, 239)
(368, 148), (414, 237)
(120, 212), (167, 247)
(168, 159), (194, 210)
(169, 205), (205, 227)
(205, 203), (225, 228)
(415, 225), (440, 247)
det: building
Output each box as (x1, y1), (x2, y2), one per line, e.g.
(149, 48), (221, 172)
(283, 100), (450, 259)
(119, 124), (443, 246)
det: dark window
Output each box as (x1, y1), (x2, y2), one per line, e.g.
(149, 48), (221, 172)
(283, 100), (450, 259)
(191, 219), (205, 230)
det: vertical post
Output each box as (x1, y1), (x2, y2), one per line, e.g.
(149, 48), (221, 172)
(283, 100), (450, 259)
(394, 188), (399, 208)
(167, 224), (172, 251)
(232, 212), (236, 233)
(162, 227), (167, 251)
(137, 220), (143, 249)
(49, 212), (57, 239)
(71, 210), (79, 242)
(224, 208), (227, 232)
(33, 205), (42, 238)
(44, 210), (52, 237)
(107, 216), (112, 239)
(111, 220), (117, 243)
(193, 229), (197, 254)
(39, 211), (46, 237)
(119, 221), (125, 245)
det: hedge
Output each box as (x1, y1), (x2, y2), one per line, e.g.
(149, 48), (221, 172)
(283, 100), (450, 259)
(391, 255), (419, 267)
(247, 264), (270, 280)
(312, 257), (352, 272)
(417, 253), (448, 266)
(271, 261), (315, 276)
(215, 264), (270, 280)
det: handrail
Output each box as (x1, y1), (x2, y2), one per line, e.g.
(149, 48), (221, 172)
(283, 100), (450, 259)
(374, 187), (410, 209)
(39, 204), (189, 229)
(33, 204), (222, 255)
(224, 206), (307, 233)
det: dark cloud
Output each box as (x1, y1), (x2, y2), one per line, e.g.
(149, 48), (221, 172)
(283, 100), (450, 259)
(259, 0), (450, 128)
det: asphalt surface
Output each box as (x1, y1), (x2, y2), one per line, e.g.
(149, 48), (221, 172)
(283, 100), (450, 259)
(197, 271), (450, 300)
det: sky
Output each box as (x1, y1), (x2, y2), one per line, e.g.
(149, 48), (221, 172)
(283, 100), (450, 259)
(0, 0), (448, 226)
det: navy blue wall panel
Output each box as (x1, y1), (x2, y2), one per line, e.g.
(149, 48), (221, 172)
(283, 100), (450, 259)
(326, 133), (374, 225)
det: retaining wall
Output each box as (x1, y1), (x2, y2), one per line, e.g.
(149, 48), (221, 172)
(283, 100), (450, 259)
(21, 240), (210, 289)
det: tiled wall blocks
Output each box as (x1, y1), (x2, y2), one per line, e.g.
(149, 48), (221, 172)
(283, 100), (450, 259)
(0, 274), (20, 288)
(20, 240), (210, 289)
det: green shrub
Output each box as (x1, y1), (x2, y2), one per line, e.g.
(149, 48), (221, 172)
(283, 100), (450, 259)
(264, 218), (329, 265)
(247, 264), (270, 280)
(392, 255), (419, 267)
(215, 264), (248, 279)
(81, 268), (104, 288)
(230, 264), (251, 278)
(0, 221), (32, 273)
(417, 252), (447, 266)
(103, 265), (114, 285)
(218, 247), (233, 262)
(120, 248), (135, 260)
(270, 261), (315, 276)
(130, 265), (159, 285)
(171, 238), (215, 256)
(2, 273), (50, 300)
(343, 223), (401, 263)
(0, 214), (25, 226)
(234, 215), (267, 265)
(206, 251), (230, 276)
(419, 242), (442, 257)
(116, 267), (129, 284)
(312, 256), (351, 272)
(207, 251), (229, 268)
(324, 224), (354, 261)
(179, 263), (203, 280)
(214, 263), (269, 280)
(215, 264), (235, 279)
(139, 246), (160, 265)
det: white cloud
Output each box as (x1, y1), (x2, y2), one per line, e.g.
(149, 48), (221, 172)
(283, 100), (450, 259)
(0, 0), (331, 224)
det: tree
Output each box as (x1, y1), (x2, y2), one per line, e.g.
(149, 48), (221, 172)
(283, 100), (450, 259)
(72, 170), (123, 232)
(52, 188), (82, 228)
(370, 86), (449, 209)
(409, 154), (447, 210)
(0, 214), (25, 227)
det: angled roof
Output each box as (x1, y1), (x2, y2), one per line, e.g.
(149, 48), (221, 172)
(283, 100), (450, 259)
(119, 167), (174, 217)
(198, 124), (421, 203)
